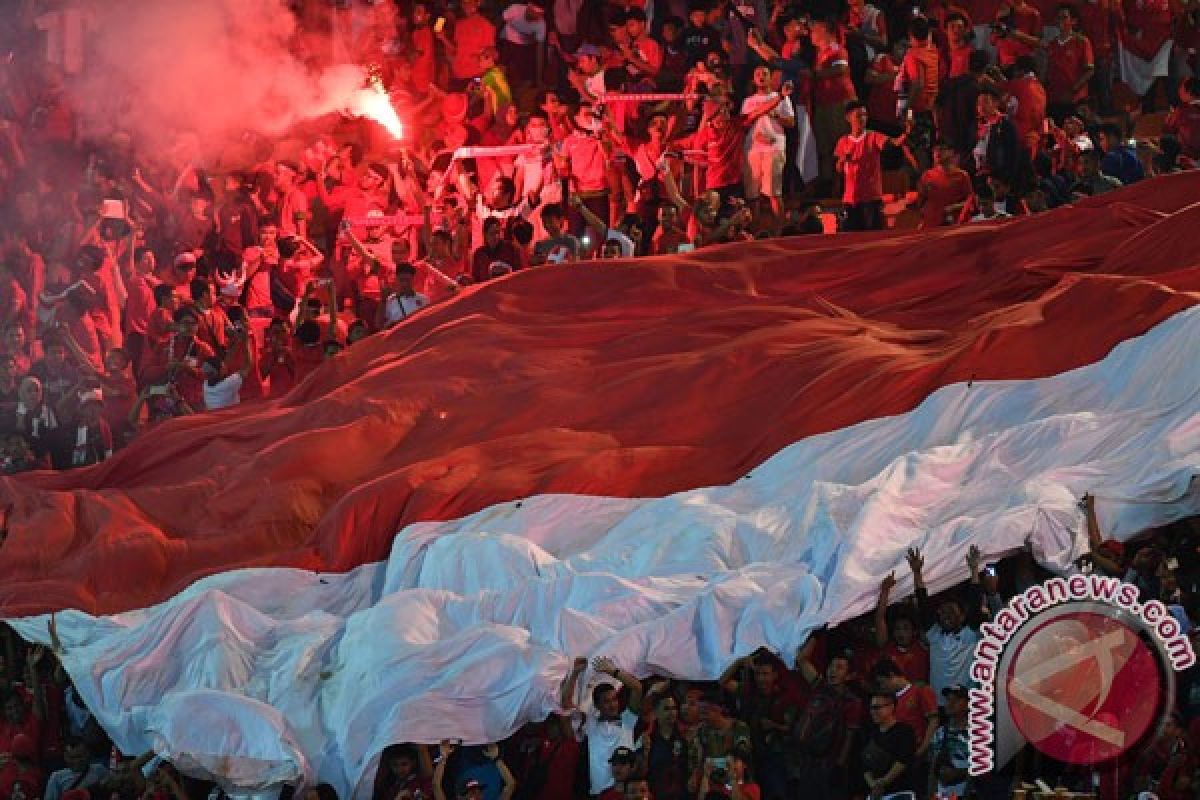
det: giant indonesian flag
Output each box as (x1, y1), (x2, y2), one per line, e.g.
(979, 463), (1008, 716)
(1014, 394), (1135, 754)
(4, 175), (1200, 797)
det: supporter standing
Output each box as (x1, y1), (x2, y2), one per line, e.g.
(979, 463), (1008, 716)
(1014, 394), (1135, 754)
(834, 101), (912, 231)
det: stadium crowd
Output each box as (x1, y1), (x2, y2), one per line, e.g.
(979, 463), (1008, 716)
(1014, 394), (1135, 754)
(0, 0), (1197, 799)
(0, 0), (1197, 467)
(0, 499), (1196, 800)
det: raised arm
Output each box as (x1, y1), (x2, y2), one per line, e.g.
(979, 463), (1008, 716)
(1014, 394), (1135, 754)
(560, 656), (587, 710)
(593, 655), (643, 714)
(907, 546), (935, 631)
(1082, 493), (1122, 575)
(483, 744), (517, 800)
(874, 572), (896, 648)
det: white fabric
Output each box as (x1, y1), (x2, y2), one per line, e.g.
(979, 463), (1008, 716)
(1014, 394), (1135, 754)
(10, 305), (1200, 800)
(1118, 39), (1173, 97)
(794, 105), (819, 184)
(204, 373), (245, 411)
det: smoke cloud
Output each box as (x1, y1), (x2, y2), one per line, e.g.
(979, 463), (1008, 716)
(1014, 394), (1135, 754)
(75, 0), (366, 162)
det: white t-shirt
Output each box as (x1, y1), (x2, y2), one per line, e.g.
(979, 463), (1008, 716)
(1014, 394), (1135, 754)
(584, 707), (638, 793)
(741, 93), (795, 154)
(383, 293), (430, 325)
(204, 372), (244, 411)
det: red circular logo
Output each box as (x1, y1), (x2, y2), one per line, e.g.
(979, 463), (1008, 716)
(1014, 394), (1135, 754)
(1006, 611), (1161, 764)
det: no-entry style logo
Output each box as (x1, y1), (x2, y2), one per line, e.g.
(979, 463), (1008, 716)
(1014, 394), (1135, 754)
(968, 575), (1195, 775)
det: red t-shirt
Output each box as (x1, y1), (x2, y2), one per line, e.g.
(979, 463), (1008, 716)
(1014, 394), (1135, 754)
(835, 131), (889, 204)
(947, 43), (974, 77)
(918, 166), (974, 228)
(261, 343), (296, 398)
(901, 42), (940, 112)
(992, 5), (1042, 65)
(450, 14), (496, 80)
(411, 26), (436, 91)
(894, 684), (938, 745)
(694, 117), (752, 190)
(1005, 74), (1047, 141)
(867, 55), (900, 125)
(882, 641), (931, 685)
(813, 43), (857, 106)
(1078, 0), (1119, 58)
(145, 335), (215, 410)
(1164, 101), (1200, 158)
(1045, 34), (1095, 102)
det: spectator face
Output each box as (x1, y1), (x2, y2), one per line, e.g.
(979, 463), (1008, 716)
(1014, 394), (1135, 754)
(526, 117), (550, 144)
(937, 600), (965, 632)
(543, 212), (563, 236)
(752, 66), (772, 92)
(628, 781), (652, 800)
(658, 205), (678, 228)
(461, 0), (480, 15)
(275, 165), (297, 191)
(104, 350), (130, 374)
(46, 343), (68, 368)
(826, 655), (851, 685)
(597, 686), (621, 718)
(688, 10), (706, 27)
(752, 663), (776, 692)
(647, 114), (667, 139)
(1057, 8), (1076, 33)
(489, 176), (514, 207)
(578, 54), (600, 74)
(935, 145), (957, 169)
(946, 692), (968, 717)
(892, 617), (916, 647)
(702, 700), (725, 725)
(79, 399), (103, 425)
(396, 271), (415, 294)
(662, 22), (680, 43)
(137, 249), (157, 274)
(869, 696), (896, 725)
(3, 695), (24, 723)
(656, 696), (679, 726)
(846, 105), (869, 132)
(681, 689), (702, 724)
(611, 760), (635, 781)
(4, 327), (24, 354)
(484, 222), (502, 248)
(65, 742), (90, 772)
(388, 753), (416, 779)
(176, 315), (199, 339)
(260, 224), (279, 247)
(0, 358), (14, 386)
(784, 18), (805, 41)
(626, 17), (646, 39)
(602, 241), (623, 258)
(412, 3), (430, 26)
(947, 17), (968, 41)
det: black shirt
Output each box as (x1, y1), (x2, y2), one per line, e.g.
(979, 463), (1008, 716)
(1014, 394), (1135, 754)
(862, 721), (917, 794)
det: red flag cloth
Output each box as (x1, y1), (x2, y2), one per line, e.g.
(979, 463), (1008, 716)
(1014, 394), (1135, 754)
(1, 175), (1199, 618)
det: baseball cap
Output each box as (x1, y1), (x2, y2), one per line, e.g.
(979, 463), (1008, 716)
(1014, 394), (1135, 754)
(609, 746), (637, 764)
(942, 684), (969, 698)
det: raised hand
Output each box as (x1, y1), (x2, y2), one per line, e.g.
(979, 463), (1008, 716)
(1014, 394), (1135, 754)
(905, 547), (924, 575)
(592, 656), (617, 676)
(482, 743), (499, 760)
(966, 544), (982, 573)
(881, 571), (897, 593)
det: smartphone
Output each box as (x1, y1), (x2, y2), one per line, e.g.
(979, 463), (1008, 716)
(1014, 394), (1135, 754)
(148, 385), (169, 397)
(434, 17), (445, 33)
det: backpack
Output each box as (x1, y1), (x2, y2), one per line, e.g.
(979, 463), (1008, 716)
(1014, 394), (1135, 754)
(793, 686), (847, 758)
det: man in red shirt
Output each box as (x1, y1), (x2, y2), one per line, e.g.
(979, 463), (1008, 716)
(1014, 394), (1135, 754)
(690, 82), (794, 201)
(1077, 0), (1120, 113)
(1005, 55), (1047, 154)
(898, 16), (941, 167)
(1164, 77), (1200, 159)
(443, 0), (496, 86)
(991, 0), (1043, 66)
(944, 12), (976, 78)
(1043, 4), (1095, 117)
(834, 102), (912, 231)
(916, 142), (974, 227)
(810, 18), (858, 193)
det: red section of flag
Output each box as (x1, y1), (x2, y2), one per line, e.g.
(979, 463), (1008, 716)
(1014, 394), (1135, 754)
(2, 176), (1200, 617)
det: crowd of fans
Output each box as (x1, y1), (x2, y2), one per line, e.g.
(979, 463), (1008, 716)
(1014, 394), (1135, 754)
(0, 499), (1196, 800)
(0, 0), (1196, 469)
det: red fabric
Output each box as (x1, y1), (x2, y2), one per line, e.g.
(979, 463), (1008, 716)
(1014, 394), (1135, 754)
(1, 176), (1200, 616)
(836, 131), (890, 204)
(1045, 34), (1095, 103)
